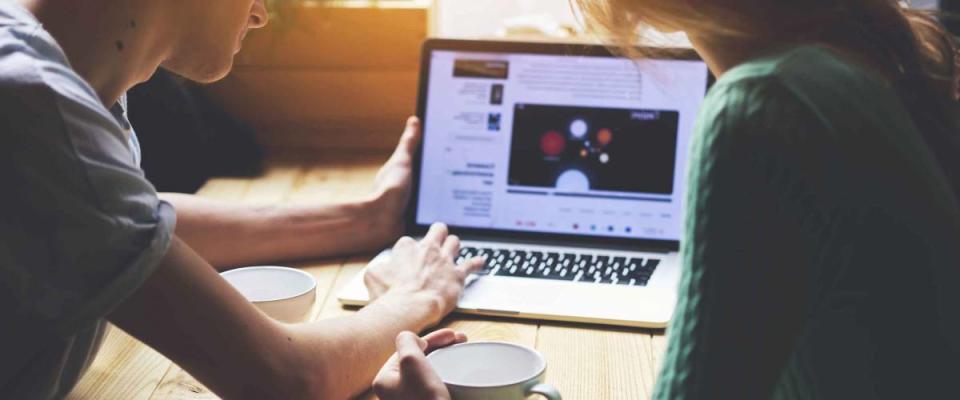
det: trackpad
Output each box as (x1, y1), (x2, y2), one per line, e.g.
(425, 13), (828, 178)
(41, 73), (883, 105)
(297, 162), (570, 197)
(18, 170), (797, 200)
(460, 277), (562, 311)
(459, 277), (676, 325)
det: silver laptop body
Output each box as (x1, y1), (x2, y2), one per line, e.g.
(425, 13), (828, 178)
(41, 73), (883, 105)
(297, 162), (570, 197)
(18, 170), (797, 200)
(339, 39), (712, 328)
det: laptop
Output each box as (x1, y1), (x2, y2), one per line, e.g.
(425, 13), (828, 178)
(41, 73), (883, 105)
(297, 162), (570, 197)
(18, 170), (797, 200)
(339, 39), (712, 328)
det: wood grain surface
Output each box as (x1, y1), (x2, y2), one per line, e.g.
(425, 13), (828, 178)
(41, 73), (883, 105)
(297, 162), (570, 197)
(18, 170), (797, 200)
(67, 153), (667, 400)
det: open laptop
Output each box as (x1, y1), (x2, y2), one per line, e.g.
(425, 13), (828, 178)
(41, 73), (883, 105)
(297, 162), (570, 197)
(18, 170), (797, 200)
(339, 39), (712, 328)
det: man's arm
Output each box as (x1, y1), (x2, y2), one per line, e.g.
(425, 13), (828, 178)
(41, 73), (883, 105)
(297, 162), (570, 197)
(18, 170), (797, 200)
(160, 117), (420, 269)
(109, 224), (478, 399)
(158, 194), (389, 268)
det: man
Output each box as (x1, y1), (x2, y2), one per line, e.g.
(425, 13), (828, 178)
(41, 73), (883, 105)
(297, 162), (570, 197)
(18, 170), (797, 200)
(0, 0), (482, 398)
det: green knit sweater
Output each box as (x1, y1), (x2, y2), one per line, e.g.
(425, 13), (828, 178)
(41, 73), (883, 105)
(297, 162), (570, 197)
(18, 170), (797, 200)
(653, 46), (960, 399)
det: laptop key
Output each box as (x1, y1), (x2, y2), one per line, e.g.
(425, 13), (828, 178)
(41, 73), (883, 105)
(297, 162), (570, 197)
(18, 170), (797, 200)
(498, 265), (514, 276)
(595, 256), (609, 269)
(480, 265), (496, 275)
(477, 248), (493, 259)
(632, 272), (652, 282)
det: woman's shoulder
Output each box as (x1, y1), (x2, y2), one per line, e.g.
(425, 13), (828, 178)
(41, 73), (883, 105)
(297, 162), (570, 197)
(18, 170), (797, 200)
(705, 45), (899, 122)
(698, 44), (913, 143)
(718, 45), (883, 91)
(688, 45), (910, 205)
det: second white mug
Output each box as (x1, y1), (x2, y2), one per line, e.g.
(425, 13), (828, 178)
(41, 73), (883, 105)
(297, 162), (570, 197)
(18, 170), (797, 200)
(426, 341), (561, 400)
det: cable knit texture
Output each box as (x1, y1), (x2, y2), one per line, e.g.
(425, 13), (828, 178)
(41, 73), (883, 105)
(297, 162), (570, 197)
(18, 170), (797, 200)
(652, 46), (960, 400)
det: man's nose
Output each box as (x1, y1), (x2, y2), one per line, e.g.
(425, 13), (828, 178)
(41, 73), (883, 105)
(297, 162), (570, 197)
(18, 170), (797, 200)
(249, 0), (269, 29)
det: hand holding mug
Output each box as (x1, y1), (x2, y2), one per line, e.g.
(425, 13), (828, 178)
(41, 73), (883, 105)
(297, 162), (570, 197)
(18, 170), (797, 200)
(374, 331), (562, 400)
(373, 330), (462, 400)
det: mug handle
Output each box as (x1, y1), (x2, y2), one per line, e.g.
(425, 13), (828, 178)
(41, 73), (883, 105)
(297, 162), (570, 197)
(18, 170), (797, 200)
(527, 382), (562, 400)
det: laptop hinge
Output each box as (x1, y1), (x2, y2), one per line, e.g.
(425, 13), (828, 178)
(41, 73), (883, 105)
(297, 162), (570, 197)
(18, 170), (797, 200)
(456, 233), (674, 254)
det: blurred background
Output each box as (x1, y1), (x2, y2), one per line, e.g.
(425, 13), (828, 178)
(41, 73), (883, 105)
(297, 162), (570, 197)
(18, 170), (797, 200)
(131, 0), (957, 193)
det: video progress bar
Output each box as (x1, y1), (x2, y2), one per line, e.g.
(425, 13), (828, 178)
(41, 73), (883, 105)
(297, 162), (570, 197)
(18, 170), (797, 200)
(506, 189), (672, 203)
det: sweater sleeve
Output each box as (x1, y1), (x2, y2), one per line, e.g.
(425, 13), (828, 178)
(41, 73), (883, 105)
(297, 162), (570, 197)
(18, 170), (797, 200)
(653, 76), (833, 399)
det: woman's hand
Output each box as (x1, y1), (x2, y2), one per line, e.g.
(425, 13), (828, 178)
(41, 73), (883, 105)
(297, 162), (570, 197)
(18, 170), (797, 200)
(373, 330), (465, 400)
(364, 223), (485, 323)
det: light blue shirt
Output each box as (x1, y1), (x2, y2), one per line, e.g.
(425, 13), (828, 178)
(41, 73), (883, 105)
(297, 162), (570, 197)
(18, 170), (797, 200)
(0, 2), (176, 398)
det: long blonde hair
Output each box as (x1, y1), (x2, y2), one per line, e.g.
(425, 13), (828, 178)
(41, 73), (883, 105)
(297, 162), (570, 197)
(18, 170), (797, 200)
(575, 0), (960, 193)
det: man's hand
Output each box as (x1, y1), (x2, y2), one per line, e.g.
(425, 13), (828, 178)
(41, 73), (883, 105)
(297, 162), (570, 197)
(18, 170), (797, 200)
(363, 223), (485, 322)
(367, 116), (422, 243)
(373, 330), (464, 400)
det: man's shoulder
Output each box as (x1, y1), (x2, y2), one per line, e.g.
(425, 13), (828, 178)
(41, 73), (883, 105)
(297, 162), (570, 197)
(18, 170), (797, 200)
(0, 26), (103, 120)
(0, 24), (130, 168)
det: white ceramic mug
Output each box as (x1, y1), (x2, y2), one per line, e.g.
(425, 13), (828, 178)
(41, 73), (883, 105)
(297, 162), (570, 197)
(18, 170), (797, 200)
(220, 266), (317, 323)
(426, 341), (562, 400)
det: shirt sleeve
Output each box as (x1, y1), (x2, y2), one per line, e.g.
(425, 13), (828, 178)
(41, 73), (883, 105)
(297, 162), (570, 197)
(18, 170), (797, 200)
(652, 76), (835, 399)
(0, 69), (176, 342)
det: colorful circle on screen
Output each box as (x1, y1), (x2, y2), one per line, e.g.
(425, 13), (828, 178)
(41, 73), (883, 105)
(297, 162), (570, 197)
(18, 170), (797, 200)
(570, 119), (588, 139)
(540, 130), (566, 156)
(556, 169), (590, 191)
(597, 128), (613, 146)
(599, 153), (610, 164)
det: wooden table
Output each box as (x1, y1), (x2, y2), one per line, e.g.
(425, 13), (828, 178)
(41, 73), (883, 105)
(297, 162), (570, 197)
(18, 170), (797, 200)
(67, 153), (668, 400)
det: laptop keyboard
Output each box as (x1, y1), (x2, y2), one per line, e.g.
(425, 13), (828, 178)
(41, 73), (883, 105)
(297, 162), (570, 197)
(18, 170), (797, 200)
(456, 246), (660, 286)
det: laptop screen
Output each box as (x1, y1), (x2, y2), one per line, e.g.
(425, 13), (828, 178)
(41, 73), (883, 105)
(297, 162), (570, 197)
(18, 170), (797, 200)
(414, 45), (710, 244)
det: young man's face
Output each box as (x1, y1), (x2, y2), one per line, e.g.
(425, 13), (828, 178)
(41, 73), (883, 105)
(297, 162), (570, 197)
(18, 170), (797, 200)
(162, 0), (268, 83)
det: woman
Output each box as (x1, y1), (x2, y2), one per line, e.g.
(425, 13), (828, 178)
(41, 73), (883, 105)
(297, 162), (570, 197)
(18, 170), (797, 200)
(374, 1), (960, 398)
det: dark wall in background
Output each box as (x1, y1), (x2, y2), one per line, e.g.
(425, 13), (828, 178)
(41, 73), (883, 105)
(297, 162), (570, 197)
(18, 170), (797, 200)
(129, 69), (264, 193)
